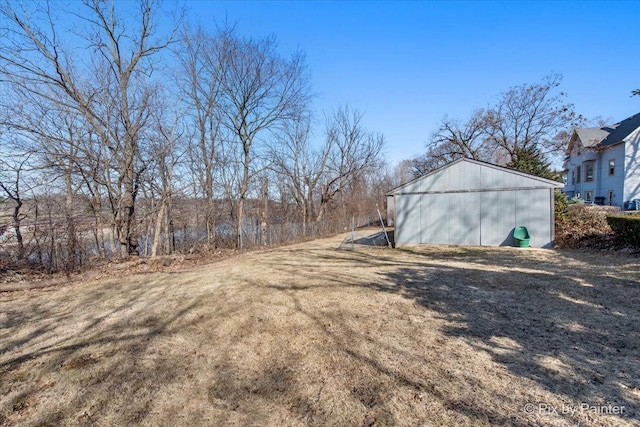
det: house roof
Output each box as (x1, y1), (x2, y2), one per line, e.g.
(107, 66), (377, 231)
(573, 112), (640, 149)
(600, 111), (640, 147)
(387, 158), (563, 196)
(574, 128), (610, 147)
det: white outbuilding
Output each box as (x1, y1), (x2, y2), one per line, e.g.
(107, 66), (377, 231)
(387, 159), (564, 248)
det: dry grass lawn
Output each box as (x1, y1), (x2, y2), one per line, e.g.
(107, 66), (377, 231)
(1, 233), (639, 426)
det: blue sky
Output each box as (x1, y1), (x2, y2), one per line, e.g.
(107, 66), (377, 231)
(186, 1), (640, 164)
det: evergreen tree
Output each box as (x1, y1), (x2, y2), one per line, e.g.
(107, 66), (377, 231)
(506, 145), (559, 181)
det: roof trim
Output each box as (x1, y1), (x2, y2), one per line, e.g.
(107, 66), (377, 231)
(387, 158), (563, 196)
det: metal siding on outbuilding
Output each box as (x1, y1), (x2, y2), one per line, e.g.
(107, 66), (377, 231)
(480, 190), (516, 246)
(388, 159), (563, 248)
(421, 193), (449, 244)
(514, 189), (548, 248)
(448, 192), (481, 245)
(511, 188), (553, 248)
(395, 194), (421, 244)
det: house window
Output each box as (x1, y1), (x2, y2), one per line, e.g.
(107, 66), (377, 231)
(608, 190), (614, 205)
(608, 159), (615, 176)
(585, 191), (593, 202)
(585, 162), (594, 182)
(571, 170), (575, 185)
(576, 166), (581, 183)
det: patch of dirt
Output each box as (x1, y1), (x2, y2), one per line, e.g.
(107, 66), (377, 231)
(63, 354), (100, 371)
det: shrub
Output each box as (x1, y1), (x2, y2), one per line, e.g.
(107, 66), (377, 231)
(606, 215), (640, 248)
(568, 196), (584, 205)
(554, 190), (568, 223)
(555, 204), (617, 249)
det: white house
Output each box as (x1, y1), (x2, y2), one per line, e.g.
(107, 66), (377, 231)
(563, 112), (640, 208)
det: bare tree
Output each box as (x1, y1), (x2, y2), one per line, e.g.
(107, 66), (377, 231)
(218, 33), (311, 249)
(37, 114), (86, 269)
(412, 110), (491, 174)
(416, 75), (580, 174)
(429, 111), (490, 162)
(73, 130), (116, 259)
(269, 113), (327, 232)
(316, 105), (385, 221)
(178, 25), (232, 248)
(484, 74), (580, 160)
(0, 0), (178, 257)
(3, 96), (93, 268)
(147, 104), (185, 257)
(0, 152), (35, 261)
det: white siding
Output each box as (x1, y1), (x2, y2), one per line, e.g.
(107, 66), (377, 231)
(624, 130), (640, 202)
(598, 144), (625, 206)
(565, 135), (631, 207)
(563, 136), (599, 199)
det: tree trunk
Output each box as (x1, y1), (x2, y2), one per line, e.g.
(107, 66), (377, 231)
(237, 196), (245, 250)
(167, 219), (175, 254)
(151, 199), (166, 257)
(111, 224), (120, 259)
(206, 198), (216, 248)
(316, 194), (328, 222)
(120, 159), (139, 257)
(305, 186), (315, 235)
(261, 179), (268, 246)
(237, 141), (251, 250)
(64, 172), (77, 270)
(12, 200), (25, 260)
(97, 216), (106, 259)
(205, 161), (216, 248)
(90, 193), (106, 260)
(164, 199), (175, 255)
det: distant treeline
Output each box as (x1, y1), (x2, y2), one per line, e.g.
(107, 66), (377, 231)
(0, 1), (396, 271)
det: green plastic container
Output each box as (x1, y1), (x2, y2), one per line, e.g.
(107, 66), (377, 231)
(513, 226), (530, 248)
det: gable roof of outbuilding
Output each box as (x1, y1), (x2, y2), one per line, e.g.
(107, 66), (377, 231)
(387, 158), (563, 196)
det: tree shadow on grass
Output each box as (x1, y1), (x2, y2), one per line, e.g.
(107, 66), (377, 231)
(366, 253), (640, 424)
(0, 276), (212, 426)
(2, 241), (638, 426)
(258, 282), (540, 426)
(262, 244), (639, 425)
